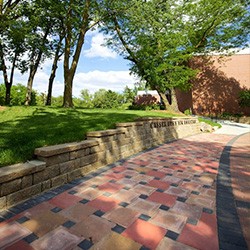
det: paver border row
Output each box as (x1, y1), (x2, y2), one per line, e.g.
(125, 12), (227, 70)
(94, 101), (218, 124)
(217, 132), (248, 250)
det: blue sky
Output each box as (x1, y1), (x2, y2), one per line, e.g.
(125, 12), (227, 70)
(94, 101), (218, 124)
(5, 30), (138, 97)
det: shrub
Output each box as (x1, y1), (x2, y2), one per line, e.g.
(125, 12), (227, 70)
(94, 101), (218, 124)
(184, 109), (192, 115)
(0, 83), (36, 106)
(129, 103), (161, 110)
(238, 90), (250, 107)
(92, 89), (123, 109)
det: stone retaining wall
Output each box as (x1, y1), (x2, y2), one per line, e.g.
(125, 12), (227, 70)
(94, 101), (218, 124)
(0, 117), (200, 210)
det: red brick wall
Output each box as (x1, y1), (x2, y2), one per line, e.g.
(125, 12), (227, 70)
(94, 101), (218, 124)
(177, 54), (250, 116)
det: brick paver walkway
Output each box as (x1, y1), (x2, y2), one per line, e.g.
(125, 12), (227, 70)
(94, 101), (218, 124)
(0, 132), (249, 250)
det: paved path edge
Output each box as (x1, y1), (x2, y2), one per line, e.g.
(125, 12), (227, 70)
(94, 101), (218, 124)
(217, 132), (249, 250)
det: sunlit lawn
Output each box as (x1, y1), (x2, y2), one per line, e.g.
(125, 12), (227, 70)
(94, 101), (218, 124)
(0, 106), (182, 167)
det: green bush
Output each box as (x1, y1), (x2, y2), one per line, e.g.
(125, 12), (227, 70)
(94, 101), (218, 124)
(80, 89), (94, 108)
(129, 103), (161, 110)
(184, 109), (192, 115)
(51, 95), (63, 106)
(92, 89), (123, 109)
(0, 83), (36, 105)
(238, 90), (250, 107)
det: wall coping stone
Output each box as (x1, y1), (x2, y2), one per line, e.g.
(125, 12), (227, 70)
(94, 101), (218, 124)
(116, 121), (144, 127)
(87, 128), (126, 137)
(136, 117), (196, 121)
(0, 160), (45, 184)
(34, 139), (99, 157)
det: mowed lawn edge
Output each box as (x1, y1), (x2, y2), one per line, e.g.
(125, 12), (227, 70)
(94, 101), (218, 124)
(0, 106), (181, 167)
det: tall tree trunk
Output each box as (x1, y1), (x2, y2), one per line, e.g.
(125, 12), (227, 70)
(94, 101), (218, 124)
(5, 52), (17, 105)
(5, 84), (11, 105)
(0, 42), (9, 104)
(157, 88), (180, 113)
(63, 72), (74, 107)
(170, 88), (180, 112)
(25, 65), (36, 105)
(63, 0), (91, 108)
(46, 37), (63, 106)
(25, 27), (50, 106)
(0, 41), (17, 105)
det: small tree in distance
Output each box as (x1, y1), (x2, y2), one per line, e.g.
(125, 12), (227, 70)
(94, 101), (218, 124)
(80, 89), (94, 108)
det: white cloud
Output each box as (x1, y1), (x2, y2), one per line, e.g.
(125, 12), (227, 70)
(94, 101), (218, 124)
(235, 47), (250, 55)
(73, 70), (138, 95)
(6, 62), (65, 97)
(83, 33), (117, 59)
(4, 67), (137, 98)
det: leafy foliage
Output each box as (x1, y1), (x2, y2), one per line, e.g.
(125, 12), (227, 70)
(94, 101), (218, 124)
(92, 89), (123, 109)
(238, 90), (250, 107)
(0, 83), (36, 106)
(80, 89), (94, 108)
(123, 85), (136, 103)
(102, 0), (250, 109)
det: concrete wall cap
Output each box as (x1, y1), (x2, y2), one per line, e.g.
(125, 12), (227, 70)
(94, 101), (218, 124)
(87, 128), (126, 137)
(34, 140), (99, 157)
(116, 122), (144, 127)
(0, 160), (46, 184)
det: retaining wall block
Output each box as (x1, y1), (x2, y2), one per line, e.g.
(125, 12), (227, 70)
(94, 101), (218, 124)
(1, 178), (22, 196)
(90, 145), (101, 154)
(7, 183), (42, 207)
(0, 160), (46, 184)
(21, 175), (33, 189)
(59, 160), (79, 174)
(51, 174), (68, 188)
(0, 196), (7, 210)
(67, 169), (82, 182)
(37, 153), (70, 167)
(33, 165), (60, 184)
(41, 180), (51, 192)
(70, 149), (87, 160)
(80, 153), (98, 167)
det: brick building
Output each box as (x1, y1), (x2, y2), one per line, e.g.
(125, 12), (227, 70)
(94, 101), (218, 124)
(177, 51), (250, 116)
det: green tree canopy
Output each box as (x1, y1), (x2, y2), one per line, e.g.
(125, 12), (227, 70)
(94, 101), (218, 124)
(102, 0), (250, 111)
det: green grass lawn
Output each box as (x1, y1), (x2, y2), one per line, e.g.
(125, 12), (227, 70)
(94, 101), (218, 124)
(0, 106), (182, 167)
(198, 117), (222, 128)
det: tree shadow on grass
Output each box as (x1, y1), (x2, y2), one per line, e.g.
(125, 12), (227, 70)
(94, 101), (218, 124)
(0, 108), (143, 167)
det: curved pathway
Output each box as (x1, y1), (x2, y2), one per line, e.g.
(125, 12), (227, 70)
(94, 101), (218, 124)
(229, 133), (250, 248)
(0, 123), (249, 249)
(217, 132), (250, 249)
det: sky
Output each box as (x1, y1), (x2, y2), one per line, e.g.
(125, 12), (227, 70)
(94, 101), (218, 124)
(3, 30), (139, 97)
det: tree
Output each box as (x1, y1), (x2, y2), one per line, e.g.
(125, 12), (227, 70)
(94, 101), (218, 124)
(61, 0), (129, 108)
(0, 83), (36, 105)
(1, 0), (57, 106)
(45, 0), (66, 106)
(24, 0), (56, 105)
(92, 89), (122, 109)
(0, 0), (26, 105)
(123, 85), (135, 103)
(80, 89), (93, 108)
(102, 0), (250, 111)
(62, 0), (104, 108)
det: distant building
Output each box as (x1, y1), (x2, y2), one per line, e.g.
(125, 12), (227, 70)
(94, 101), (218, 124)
(134, 90), (161, 106)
